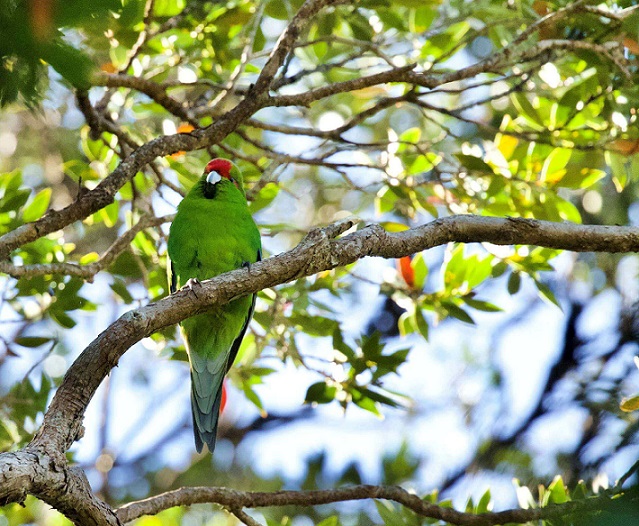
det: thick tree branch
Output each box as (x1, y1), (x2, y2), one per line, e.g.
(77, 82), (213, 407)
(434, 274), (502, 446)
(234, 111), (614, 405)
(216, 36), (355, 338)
(115, 483), (639, 525)
(2, 215), (638, 522)
(26, 216), (639, 455)
(0, 450), (119, 525)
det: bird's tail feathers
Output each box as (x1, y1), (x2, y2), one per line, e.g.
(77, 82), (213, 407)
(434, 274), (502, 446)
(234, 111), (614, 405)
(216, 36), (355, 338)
(191, 366), (225, 454)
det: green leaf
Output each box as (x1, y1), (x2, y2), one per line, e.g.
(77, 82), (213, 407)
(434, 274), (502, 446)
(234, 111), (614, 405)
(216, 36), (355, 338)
(622, 11), (639, 38)
(290, 313), (338, 337)
(558, 168), (606, 189)
(14, 337), (51, 348)
(477, 489), (492, 513)
(535, 280), (561, 308)
(398, 127), (421, 152)
(49, 308), (77, 329)
(412, 252), (428, 289)
(40, 41), (96, 90)
(249, 182), (279, 213)
(347, 12), (373, 41)
(0, 189), (30, 213)
(360, 332), (383, 359)
(441, 301), (475, 324)
(110, 279), (134, 304)
(359, 387), (402, 408)
(316, 517), (340, 526)
(375, 501), (402, 524)
(548, 475), (568, 504)
(305, 382), (337, 404)
(512, 92), (544, 128)
(413, 308), (429, 340)
(444, 244), (467, 291)
(465, 254), (493, 289)
(463, 297), (502, 312)
(154, 0), (186, 17)
(21, 188), (51, 222)
(0, 415), (21, 450)
(375, 186), (398, 215)
(242, 383), (265, 412)
(99, 201), (119, 227)
(620, 394), (639, 412)
(541, 148), (571, 183)
(606, 151), (629, 192)
(507, 271), (521, 295)
(332, 328), (355, 360)
(398, 312), (413, 337)
(265, 0), (289, 20)
(421, 21), (470, 60)
(351, 388), (381, 416)
(455, 153), (494, 173)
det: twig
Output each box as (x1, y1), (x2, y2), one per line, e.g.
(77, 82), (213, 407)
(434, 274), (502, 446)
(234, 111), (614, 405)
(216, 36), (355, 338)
(21, 339), (58, 382)
(228, 508), (264, 526)
(617, 458), (639, 490)
(0, 215), (173, 280)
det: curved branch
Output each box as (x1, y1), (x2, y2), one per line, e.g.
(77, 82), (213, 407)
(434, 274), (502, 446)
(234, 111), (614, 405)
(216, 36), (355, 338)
(115, 483), (639, 525)
(28, 216), (639, 454)
(94, 72), (192, 122)
(1, 215), (637, 522)
(0, 132), (194, 260)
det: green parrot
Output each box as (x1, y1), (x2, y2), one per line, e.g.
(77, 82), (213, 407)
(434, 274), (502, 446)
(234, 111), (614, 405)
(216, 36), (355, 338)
(167, 158), (261, 453)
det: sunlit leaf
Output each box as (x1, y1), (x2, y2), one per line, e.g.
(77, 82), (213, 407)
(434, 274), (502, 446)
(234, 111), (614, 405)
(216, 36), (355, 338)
(21, 188), (51, 222)
(620, 394), (639, 412)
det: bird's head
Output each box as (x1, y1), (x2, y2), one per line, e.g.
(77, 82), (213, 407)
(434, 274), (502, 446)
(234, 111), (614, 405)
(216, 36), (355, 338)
(202, 158), (245, 198)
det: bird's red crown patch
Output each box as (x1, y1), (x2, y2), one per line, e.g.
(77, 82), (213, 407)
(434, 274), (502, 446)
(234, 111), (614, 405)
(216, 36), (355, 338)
(204, 158), (233, 179)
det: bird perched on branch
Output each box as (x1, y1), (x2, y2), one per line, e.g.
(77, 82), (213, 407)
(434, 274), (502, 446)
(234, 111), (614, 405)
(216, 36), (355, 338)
(167, 158), (261, 453)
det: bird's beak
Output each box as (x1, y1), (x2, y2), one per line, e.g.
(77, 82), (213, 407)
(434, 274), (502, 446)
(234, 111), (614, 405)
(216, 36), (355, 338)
(206, 171), (222, 185)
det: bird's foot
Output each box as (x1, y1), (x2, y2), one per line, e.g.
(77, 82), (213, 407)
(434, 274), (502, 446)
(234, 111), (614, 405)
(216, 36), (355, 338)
(184, 278), (203, 298)
(241, 261), (251, 274)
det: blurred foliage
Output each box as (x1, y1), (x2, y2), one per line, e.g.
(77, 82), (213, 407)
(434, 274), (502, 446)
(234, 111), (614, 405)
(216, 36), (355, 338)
(0, 0), (639, 524)
(0, 0), (119, 106)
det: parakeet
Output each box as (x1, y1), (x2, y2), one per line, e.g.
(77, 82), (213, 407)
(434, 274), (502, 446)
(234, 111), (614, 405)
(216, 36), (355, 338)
(167, 158), (261, 453)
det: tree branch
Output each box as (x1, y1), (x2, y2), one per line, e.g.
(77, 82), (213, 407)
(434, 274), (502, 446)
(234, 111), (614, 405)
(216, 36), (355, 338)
(2, 215), (638, 521)
(115, 483), (639, 525)
(0, 450), (119, 525)
(0, 214), (173, 280)
(25, 216), (639, 455)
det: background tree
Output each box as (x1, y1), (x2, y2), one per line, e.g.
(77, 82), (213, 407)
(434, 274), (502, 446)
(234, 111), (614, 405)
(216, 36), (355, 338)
(0, 0), (638, 524)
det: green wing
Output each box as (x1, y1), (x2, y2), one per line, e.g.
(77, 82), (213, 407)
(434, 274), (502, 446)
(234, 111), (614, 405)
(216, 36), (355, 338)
(225, 248), (261, 373)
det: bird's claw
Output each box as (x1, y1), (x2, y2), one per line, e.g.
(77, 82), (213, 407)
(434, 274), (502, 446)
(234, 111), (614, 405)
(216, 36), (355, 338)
(184, 278), (203, 298)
